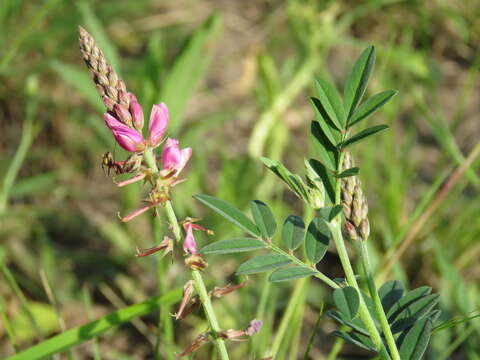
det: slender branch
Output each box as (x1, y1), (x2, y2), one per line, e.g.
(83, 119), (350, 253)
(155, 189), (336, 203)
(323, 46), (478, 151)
(143, 148), (230, 359)
(359, 241), (400, 360)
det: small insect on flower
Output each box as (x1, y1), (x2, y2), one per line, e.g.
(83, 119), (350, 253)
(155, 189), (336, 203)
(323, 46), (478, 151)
(101, 151), (143, 176)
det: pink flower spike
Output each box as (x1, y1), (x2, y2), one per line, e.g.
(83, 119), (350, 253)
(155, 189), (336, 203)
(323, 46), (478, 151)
(104, 113), (146, 152)
(128, 93), (144, 130)
(148, 103), (169, 147)
(183, 223), (197, 254)
(162, 138), (192, 176)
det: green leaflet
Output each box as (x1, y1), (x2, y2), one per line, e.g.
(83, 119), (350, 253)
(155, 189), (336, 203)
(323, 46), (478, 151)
(200, 238), (265, 255)
(194, 194), (260, 237)
(344, 45), (376, 119)
(282, 215), (306, 250)
(332, 331), (376, 352)
(342, 124), (389, 148)
(390, 294), (439, 333)
(251, 200), (277, 238)
(379, 280), (404, 314)
(314, 78), (346, 130)
(268, 266), (316, 282)
(326, 310), (369, 336)
(349, 90), (397, 127)
(334, 167), (360, 178)
(333, 286), (360, 320)
(310, 121), (338, 171)
(305, 217), (330, 264)
(260, 157), (309, 200)
(399, 318), (433, 360)
(236, 254), (292, 275)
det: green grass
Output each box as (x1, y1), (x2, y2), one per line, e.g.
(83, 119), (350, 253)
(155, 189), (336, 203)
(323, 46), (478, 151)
(1, 0), (479, 358)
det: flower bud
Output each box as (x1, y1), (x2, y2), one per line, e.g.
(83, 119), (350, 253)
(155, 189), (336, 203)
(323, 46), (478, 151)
(102, 96), (115, 110)
(343, 220), (358, 241)
(113, 103), (133, 127)
(130, 99), (144, 130)
(359, 219), (370, 241)
(148, 103), (169, 147)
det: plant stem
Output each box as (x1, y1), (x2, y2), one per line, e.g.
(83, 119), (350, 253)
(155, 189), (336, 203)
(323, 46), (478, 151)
(331, 151), (389, 358)
(191, 269), (230, 360)
(143, 148), (230, 359)
(330, 223), (387, 356)
(359, 241), (400, 360)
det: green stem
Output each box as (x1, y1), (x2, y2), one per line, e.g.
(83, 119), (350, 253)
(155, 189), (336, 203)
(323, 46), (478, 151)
(359, 241), (400, 360)
(143, 148), (230, 359)
(191, 269), (230, 360)
(332, 151), (389, 358)
(330, 223), (387, 356)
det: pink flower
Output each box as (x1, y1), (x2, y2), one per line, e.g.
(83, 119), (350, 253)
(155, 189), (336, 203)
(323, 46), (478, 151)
(104, 113), (146, 152)
(182, 221), (212, 255)
(183, 223), (197, 254)
(148, 103), (169, 147)
(245, 319), (263, 336)
(162, 138), (192, 177)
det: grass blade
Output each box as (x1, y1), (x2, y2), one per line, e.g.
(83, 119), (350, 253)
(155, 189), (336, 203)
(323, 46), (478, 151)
(7, 290), (181, 360)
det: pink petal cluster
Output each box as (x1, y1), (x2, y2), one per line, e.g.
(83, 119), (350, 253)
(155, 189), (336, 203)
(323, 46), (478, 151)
(161, 138), (192, 177)
(104, 98), (170, 152)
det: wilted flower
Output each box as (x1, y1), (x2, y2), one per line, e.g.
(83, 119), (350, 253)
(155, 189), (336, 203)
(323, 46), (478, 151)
(136, 236), (173, 258)
(162, 138), (192, 177)
(219, 319), (263, 340)
(178, 333), (210, 357)
(210, 282), (248, 298)
(174, 280), (195, 320)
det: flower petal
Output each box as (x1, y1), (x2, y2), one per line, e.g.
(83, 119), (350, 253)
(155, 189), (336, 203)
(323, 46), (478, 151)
(104, 113), (145, 152)
(161, 138), (192, 176)
(162, 138), (181, 170)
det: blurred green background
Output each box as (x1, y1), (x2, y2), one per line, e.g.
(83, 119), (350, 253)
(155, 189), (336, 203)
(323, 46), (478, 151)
(1, 0), (479, 359)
